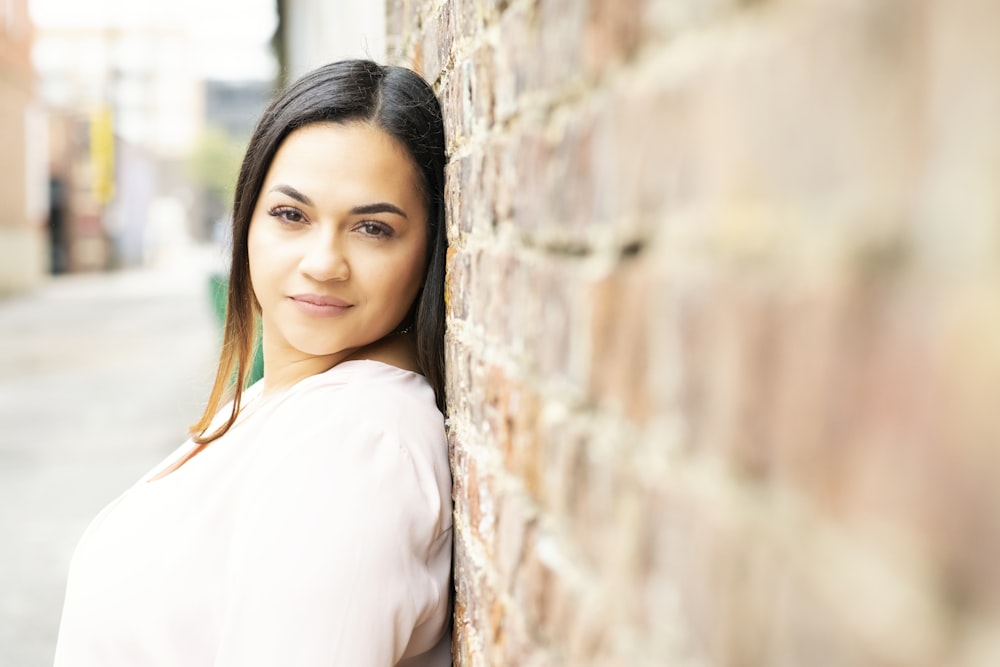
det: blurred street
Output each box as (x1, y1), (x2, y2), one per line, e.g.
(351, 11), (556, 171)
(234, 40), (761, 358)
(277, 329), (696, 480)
(0, 248), (219, 666)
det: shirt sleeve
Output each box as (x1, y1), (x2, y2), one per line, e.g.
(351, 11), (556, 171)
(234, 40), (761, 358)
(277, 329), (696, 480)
(213, 387), (452, 667)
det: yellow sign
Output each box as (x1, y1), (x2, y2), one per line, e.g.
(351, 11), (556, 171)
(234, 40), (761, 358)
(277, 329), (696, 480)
(90, 107), (115, 204)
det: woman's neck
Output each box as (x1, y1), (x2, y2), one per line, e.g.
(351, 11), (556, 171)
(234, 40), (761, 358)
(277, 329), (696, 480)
(260, 333), (420, 397)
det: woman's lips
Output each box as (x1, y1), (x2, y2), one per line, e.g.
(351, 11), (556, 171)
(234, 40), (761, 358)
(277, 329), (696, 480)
(289, 294), (352, 317)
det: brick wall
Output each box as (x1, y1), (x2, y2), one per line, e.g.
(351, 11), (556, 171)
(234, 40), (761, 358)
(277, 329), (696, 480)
(387, 0), (1000, 664)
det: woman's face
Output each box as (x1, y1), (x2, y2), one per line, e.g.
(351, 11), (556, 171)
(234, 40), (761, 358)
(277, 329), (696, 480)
(247, 122), (428, 373)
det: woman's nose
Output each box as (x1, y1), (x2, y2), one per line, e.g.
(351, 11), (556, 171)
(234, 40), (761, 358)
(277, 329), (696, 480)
(299, 235), (350, 282)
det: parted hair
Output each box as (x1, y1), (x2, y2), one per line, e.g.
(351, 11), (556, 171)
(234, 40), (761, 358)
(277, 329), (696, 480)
(191, 60), (447, 445)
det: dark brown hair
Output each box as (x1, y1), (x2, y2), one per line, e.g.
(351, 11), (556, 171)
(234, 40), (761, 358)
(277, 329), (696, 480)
(191, 60), (447, 445)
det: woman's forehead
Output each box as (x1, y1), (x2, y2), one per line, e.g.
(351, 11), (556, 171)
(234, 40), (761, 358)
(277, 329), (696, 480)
(262, 122), (422, 206)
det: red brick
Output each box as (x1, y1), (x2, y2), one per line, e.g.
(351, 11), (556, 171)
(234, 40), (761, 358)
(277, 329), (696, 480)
(419, 0), (454, 84)
(510, 526), (547, 637)
(482, 364), (511, 448)
(444, 157), (462, 234)
(465, 247), (491, 336)
(493, 486), (535, 584)
(509, 129), (549, 236)
(533, 258), (588, 393)
(479, 366), (542, 496)
(438, 73), (463, 151)
(444, 336), (473, 421)
(453, 152), (485, 234)
(588, 257), (652, 424)
(564, 440), (620, 576)
(386, 0), (404, 47)
(470, 42), (495, 129)
(544, 110), (597, 230)
(488, 135), (514, 225)
(535, 0), (587, 91)
(584, 0), (643, 77)
(509, 382), (542, 498)
(492, 252), (529, 358)
(445, 246), (470, 321)
(448, 425), (474, 485)
(451, 0), (481, 38)
(465, 351), (488, 436)
(395, 0), (1000, 665)
(464, 452), (499, 558)
(493, 2), (541, 118)
(537, 410), (587, 520)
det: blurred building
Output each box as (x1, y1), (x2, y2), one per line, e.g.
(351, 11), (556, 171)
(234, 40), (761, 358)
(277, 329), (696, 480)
(36, 26), (203, 158)
(196, 79), (272, 238)
(0, 0), (47, 294)
(204, 79), (272, 139)
(275, 0), (384, 84)
(30, 0), (277, 271)
(34, 23), (205, 269)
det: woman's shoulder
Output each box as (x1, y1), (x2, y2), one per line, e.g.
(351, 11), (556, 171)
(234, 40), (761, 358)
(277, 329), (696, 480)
(266, 359), (445, 452)
(306, 359), (439, 416)
(247, 360), (450, 524)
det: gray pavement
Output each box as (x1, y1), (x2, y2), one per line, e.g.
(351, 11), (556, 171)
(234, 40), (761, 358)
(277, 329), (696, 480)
(0, 249), (220, 666)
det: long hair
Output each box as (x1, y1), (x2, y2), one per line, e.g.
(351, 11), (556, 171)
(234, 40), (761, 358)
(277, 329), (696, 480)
(190, 60), (447, 445)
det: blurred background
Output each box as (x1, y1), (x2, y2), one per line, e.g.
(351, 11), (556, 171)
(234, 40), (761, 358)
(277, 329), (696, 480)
(0, 1), (384, 664)
(3, 0), (388, 283)
(5, 0), (1000, 666)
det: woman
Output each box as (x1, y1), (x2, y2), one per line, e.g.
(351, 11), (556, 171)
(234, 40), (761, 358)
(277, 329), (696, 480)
(54, 60), (452, 666)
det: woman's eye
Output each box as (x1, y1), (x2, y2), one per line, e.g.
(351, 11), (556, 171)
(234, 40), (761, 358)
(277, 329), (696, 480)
(358, 221), (394, 238)
(268, 206), (305, 225)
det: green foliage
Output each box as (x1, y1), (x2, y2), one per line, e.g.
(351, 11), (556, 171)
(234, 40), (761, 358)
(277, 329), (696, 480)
(187, 126), (245, 199)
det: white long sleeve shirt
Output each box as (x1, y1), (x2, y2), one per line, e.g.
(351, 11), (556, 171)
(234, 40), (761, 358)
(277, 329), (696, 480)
(54, 360), (453, 666)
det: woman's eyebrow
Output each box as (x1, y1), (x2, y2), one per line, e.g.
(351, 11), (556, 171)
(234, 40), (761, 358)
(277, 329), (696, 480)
(268, 185), (408, 220)
(269, 184), (313, 206)
(350, 202), (408, 219)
